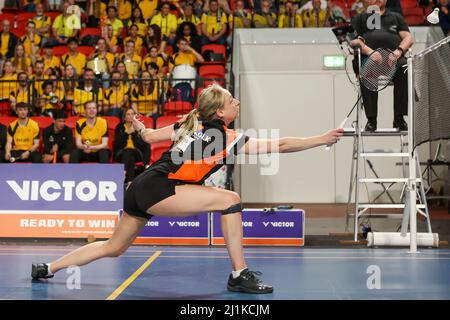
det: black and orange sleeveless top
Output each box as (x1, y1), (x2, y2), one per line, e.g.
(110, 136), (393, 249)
(150, 118), (249, 184)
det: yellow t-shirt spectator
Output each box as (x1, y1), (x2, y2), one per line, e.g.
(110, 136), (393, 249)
(10, 57), (32, 73)
(115, 0), (132, 21)
(32, 15), (52, 38)
(7, 118), (40, 151)
(20, 34), (42, 56)
(303, 9), (328, 27)
(139, 0), (159, 21)
(252, 12), (277, 27)
(118, 53), (142, 76)
(60, 52), (87, 75)
(0, 33), (10, 56)
(127, 20), (148, 36)
(0, 74), (17, 100)
(142, 56), (165, 71)
(40, 90), (64, 113)
(124, 36), (144, 55)
(107, 18), (124, 36)
(150, 13), (178, 37)
(201, 12), (228, 35)
(178, 15), (201, 26)
(169, 51), (197, 68)
(131, 86), (159, 114)
(104, 84), (130, 107)
(228, 12), (252, 29)
(52, 14), (80, 38)
(73, 88), (104, 114)
(278, 14), (303, 28)
(37, 55), (61, 73)
(75, 117), (108, 150)
(10, 86), (36, 105)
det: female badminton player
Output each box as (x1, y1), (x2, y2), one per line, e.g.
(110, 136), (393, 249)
(32, 84), (344, 294)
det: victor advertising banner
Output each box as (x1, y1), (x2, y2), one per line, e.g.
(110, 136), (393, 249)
(211, 209), (305, 246)
(0, 164), (123, 238)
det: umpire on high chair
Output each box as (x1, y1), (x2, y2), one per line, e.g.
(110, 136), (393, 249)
(350, 0), (414, 132)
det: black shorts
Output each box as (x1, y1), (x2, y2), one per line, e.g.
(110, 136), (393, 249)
(123, 169), (183, 220)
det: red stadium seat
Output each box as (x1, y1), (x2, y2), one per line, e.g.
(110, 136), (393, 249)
(140, 116), (154, 129)
(65, 116), (79, 130)
(17, 13), (35, 23)
(150, 141), (172, 164)
(403, 6), (423, 16)
(31, 116), (53, 131)
(199, 65), (226, 84)
(0, 101), (12, 116)
(0, 116), (17, 127)
(201, 44), (226, 64)
(163, 101), (193, 116)
(76, 46), (95, 56)
(102, 116), (121, 151)
(0, 14), (15, 26)
(10, 28), (25, 37)
(156, 115), (181, 128)
(79, 27), (102, 39)
(52, 46), (69, 57)
(405, 14), (424, 26)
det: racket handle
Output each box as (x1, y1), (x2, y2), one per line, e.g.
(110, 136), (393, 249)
(325, 118), (347, 151)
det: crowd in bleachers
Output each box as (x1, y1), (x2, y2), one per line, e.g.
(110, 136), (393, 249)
(0, 0), (447, 185)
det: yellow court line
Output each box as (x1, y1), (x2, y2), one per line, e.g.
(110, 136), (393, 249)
(106, 251), (162, 300)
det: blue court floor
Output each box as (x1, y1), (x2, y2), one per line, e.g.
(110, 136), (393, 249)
(0, 245), (449, 300)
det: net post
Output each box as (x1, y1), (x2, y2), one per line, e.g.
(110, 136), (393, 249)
(407, 55), (418, 253)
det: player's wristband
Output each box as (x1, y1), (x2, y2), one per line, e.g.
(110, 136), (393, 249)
(397, 46), (405, 56)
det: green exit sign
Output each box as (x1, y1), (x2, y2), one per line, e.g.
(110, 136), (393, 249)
(323, 55), (345, 70)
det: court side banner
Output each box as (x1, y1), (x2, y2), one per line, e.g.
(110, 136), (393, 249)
(0, 164), (123, 238)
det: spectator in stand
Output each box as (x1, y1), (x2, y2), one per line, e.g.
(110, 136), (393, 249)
(116, 61), (133, 85)
(60, 38), (86, 76)
(0, 60), (17, 104)
(32, 3), (52, 46)
(4, 103), (42, 163)
(11, 44), (33, 75)
(145, 24), (168, 55)
(203, 0), (232, 15)
(103, 24), (121, 57)
(230, 0), (252, 30)
(106, 6), (124, 37)
(103, 70), (130, 118)
(142, 46), (167, 76)
(37, 42), (60, 74)
(201, 0), (229, 44)
(253, 0), (278, 28)
(114, 108), (150, 185)
(168, 37), (204, 72)
(128, 6), (148, 37)
(131, 70), (160, 116)
(278, 0), (304, 28)
(124, 24), (145, 56)
(178, 3), (202, 35)
(138, 0), (159, 21)
(30, 60), (46, 97)
(52, 1), (81, 45)
(436, 0), (450, 36)
(39, 79), (64, 117)
(42, 110), (73, 163)
(117, 40), (143, 78)
(0, 19), (18, 60)
(9, 72), (37, 114)
(61, 64), (78, 110)
(23, 0), (37, 12)
(117, 0), (133, 23)
(86, 0), (107, 28)
(302, 0), (331, 27)
(176, 21), (202, 53)
(88, 38), (115, 75)
(149, 2), (179, 39)
(70, 101), (109, 163)
(0, 122), (6, 163)
(73, 68), (104, 115)
(20, 20), (41, 60)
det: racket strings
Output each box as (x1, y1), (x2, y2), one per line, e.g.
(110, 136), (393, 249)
(361, 48), (398, 92)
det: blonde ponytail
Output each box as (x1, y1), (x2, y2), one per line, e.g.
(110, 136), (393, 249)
(173, 109), (199, 146)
